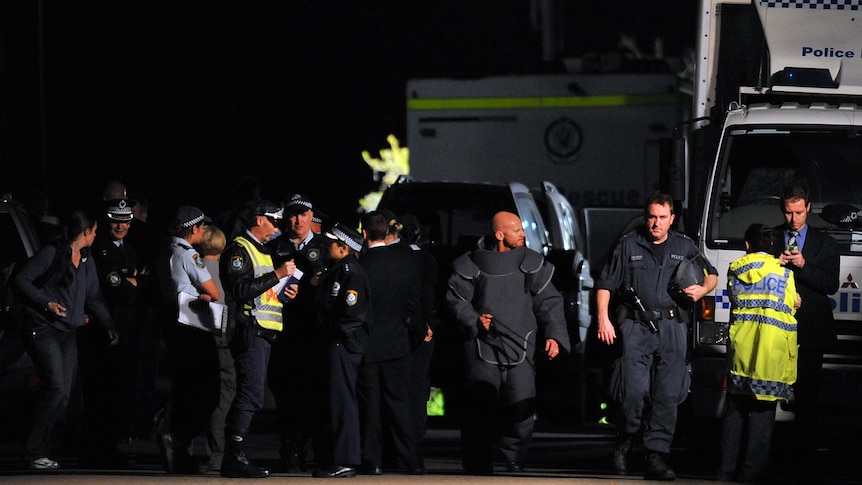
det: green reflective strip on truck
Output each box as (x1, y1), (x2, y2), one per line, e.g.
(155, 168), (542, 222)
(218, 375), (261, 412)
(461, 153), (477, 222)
(407, 93), (680, 111)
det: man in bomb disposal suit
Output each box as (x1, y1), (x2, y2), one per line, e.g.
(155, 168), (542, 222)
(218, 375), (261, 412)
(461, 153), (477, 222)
(446, 211), (570, 475)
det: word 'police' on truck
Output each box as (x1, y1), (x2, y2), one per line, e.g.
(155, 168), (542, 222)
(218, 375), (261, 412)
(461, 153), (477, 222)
(670, 0), (862, 423)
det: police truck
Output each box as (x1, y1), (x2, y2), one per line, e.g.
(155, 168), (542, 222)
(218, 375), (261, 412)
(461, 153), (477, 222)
(670, 0), (862, 432)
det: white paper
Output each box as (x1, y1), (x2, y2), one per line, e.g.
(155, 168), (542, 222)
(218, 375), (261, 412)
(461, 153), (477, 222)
(177, 292), (227, 336)
(273, 268), (304, 295)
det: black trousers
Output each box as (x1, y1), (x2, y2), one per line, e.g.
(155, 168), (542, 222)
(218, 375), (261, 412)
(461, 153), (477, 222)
(718, 393), (776, 483)
(357, 355), (420, 470)
(163, 321), (220, 448)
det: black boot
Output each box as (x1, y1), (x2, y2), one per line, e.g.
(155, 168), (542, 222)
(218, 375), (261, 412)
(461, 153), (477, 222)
(156, 431), (175, 473)
(157, 430), (197, 474)
(279, 440), (303, 473)
(221, 428), (270, 478)
(613, 433), (632, 475)
(172, 447), (195, 475)
(644, 449), (675, 481)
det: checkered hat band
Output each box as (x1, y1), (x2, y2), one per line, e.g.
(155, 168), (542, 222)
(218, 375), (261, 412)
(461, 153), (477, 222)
(182, 214), (204, 227)
(332, 227), (362, 252)
(759, 0), (861, 9)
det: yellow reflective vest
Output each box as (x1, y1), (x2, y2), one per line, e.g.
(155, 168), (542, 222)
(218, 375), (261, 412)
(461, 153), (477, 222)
(235, 236), (283, 332)
(727, 252), (798, 402)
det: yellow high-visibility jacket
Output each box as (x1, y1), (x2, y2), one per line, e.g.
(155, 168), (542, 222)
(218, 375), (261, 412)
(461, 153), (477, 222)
(234, 237), (283, 332)
(727, 252), (798, 402)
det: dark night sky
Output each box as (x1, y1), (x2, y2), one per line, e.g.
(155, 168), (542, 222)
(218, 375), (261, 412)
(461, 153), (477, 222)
(0, 2), (697, 228)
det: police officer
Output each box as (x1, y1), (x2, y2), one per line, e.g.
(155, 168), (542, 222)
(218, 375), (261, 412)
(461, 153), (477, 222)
(268, 194), (331, 472)
(155, 205), (221, 474)
(718, 223), (800, 482)
(81, 198), (152, 468)
(596, 193), (718, 481)
(312, 222), (370, 479)
(219, 200), (298, 479)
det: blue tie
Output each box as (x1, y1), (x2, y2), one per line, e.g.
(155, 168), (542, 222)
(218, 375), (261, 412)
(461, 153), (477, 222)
(787, 230), (798, 251)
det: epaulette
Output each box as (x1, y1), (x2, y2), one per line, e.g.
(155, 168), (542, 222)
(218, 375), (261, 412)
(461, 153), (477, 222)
(618, 231), (635, 243)
(674, 231), (695, 243)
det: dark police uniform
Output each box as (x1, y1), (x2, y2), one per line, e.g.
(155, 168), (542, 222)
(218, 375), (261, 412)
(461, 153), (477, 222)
(217, 200), (286, 479)
(220, 233), (284, 432)
(316, 254), (371, 470)
(268, 231), (331, 469)
(80, 227), (150, 465)
(596, 228), (717, 455)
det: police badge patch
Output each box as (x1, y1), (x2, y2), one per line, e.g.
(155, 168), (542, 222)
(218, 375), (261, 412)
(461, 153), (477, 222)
(193, 253), (205, 269)
(346, 289), (358, 306)
(107, 271), (122, 287)
(230, 255), (244, 271)
(307, 248), (320, 262)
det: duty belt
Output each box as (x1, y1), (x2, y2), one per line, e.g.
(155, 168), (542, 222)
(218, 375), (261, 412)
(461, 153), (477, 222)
(255, 327), (279, 343)
(628, 307), (679, 321)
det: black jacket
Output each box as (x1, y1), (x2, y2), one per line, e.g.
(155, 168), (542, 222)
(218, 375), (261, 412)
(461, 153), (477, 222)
(773, 225), (839, 353)
(358, 244), (422, 363)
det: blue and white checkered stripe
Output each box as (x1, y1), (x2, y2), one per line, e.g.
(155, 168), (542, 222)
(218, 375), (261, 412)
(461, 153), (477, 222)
(716, 288), (731, 310)
(759, 0), (861, 9)
(730, 374), (792, 400)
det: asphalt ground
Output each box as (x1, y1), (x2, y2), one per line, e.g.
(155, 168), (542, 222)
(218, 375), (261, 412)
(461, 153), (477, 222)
(0, 428), (717, 485)
(1, 412), (860, 484)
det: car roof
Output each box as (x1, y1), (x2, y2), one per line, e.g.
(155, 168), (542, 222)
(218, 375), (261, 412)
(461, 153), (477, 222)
(0, 197), (41, 264)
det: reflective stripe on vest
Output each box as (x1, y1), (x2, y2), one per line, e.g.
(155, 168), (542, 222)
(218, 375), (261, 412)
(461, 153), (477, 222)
(234, 236), (283, 331)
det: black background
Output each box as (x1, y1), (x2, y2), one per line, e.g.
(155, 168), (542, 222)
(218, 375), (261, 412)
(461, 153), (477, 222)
(0, 2), (697, 228)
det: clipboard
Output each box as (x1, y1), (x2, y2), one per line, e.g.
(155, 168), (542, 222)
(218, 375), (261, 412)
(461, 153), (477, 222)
(177, 292), (227, 336)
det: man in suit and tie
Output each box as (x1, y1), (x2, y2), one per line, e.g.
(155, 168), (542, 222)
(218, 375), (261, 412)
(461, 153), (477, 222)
(774, 185), (840, 466)
(355, 210), (426, 476)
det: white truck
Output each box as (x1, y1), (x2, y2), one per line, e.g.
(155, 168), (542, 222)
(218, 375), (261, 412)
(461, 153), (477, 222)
(672, 0), (862, 424)
(405, 72), (683, 209)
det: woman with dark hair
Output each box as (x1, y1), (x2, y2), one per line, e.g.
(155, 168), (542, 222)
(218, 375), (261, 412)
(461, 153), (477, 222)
(13, 210), (119, 470)
(718, 223), (800, 482)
